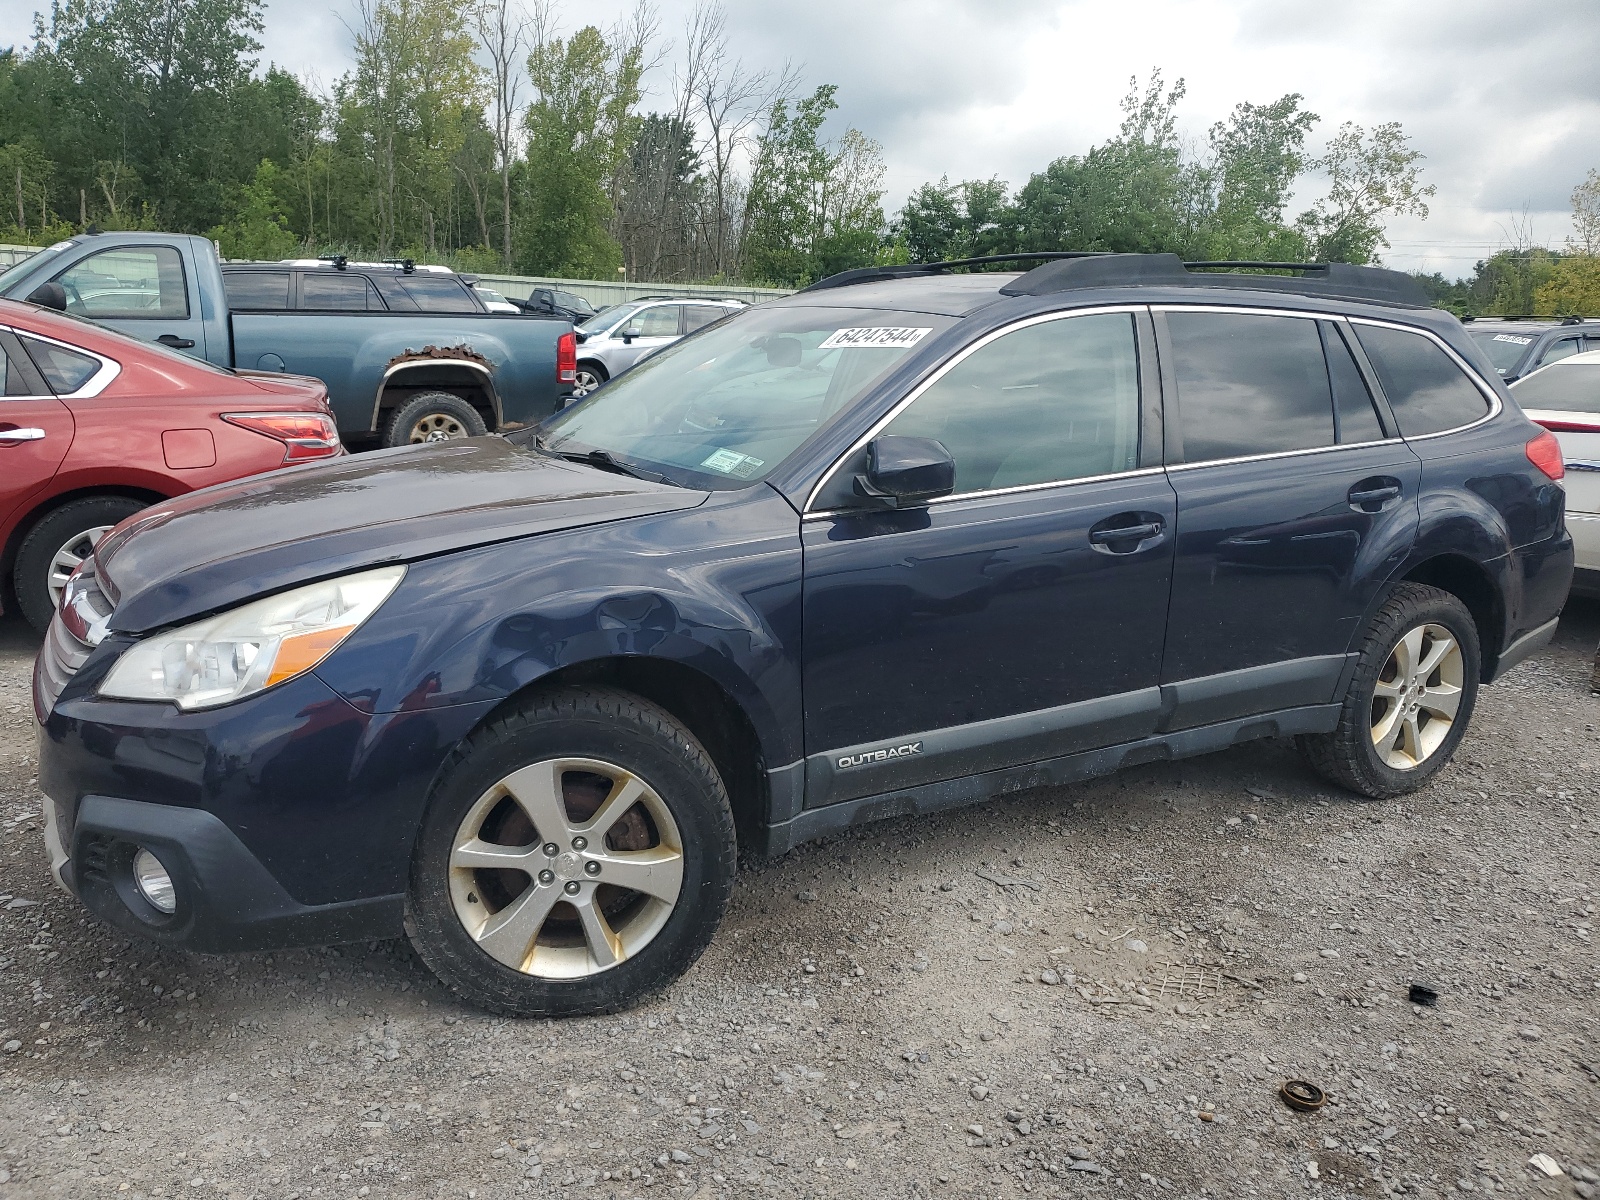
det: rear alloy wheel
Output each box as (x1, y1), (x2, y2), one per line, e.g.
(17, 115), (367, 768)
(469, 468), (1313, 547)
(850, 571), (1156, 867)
(381, 391), (488, 449)
(14, 496), (147, 633)
(1300, 583), (1480, 799)
(405, 688), (735, 1016)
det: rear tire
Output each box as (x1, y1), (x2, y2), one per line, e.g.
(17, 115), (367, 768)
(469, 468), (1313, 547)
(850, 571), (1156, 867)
(381, 392), (487, 448)
(14, 496), (147, 633)
(1299, 583), (1480, 799)
(405, 687), (736, 1017)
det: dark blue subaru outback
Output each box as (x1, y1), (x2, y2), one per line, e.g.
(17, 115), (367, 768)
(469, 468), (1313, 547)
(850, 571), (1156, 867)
(34, 254), (1573, 1016)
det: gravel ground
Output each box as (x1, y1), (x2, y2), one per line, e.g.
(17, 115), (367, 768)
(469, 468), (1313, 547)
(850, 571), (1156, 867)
(0, 602), (1596, 1200)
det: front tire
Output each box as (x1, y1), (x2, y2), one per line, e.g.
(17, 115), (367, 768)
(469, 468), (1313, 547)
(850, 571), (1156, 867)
(381, 392), (488, 448)
(572, 362), (607, 397)
(1300, 583), (1480, 799)
(405, 688), (736, 1017)
(14, 496), (147, 632)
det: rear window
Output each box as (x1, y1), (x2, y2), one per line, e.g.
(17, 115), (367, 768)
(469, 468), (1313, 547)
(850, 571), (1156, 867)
(1467, 329), (1536, 375)
(224, 271), (291, 311)
(20, 336), (101, 393)
(1355, 324), (1491, 436)
(1511, 362), (1600, 414)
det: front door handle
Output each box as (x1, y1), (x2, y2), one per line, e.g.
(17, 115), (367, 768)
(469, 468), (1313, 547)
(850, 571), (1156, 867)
(1348, 478), (1402, 512)
(157, 334), (196, 349)
(0, 427), (46, 443)
(1089, 513), (1165, 553)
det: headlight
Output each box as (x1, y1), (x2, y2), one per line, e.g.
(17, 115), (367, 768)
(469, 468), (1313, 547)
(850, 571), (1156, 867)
(100, 565), (404, 710)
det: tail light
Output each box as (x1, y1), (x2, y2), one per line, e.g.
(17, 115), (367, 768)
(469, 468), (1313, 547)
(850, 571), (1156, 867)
(1525, 430), (1564, 481)
(556, 331), (577, 385)
(223, 411), (343, 463)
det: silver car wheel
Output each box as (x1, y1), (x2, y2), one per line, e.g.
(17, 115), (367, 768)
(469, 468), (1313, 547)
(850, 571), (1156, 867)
(447, 757), (684, 979)
(47, 525), (113, 609)
(572, 368), (602, 397)
(1369, 622), (1464, 770)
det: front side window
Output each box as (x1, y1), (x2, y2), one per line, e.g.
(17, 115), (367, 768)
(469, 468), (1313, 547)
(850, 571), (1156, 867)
(1355, 324), (1490, 437)
(1538, 337), (1583, 368)
(540, 305), (956, 487)
(1168, 312), (1334, 462)
(54, 246), (189, 319)
(300, 273), (384, 311)
(880, 312), (1140, 494)
(20, 336), (101, 393)
(624, 306), (681, 338)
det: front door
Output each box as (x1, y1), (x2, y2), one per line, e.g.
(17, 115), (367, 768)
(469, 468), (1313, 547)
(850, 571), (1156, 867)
(609, 304), (682, 373)
(1157, 309), (1420, 727)
(50, 243), (209, 361)
(800, 309), (1176, 808)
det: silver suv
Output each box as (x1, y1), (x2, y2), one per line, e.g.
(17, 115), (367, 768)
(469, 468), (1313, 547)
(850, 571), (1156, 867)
(574, 298), (745, 395)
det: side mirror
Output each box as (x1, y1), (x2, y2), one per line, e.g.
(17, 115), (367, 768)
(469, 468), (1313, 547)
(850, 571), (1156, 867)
(853, 435), (955, 509)
(27, 282), (67, 311)
(621, 332), (635, 344)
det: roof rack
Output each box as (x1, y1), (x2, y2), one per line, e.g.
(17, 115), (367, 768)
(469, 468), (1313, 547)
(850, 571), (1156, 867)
(799, 252), (1105, 293)
(1001, 253), (1431, 307)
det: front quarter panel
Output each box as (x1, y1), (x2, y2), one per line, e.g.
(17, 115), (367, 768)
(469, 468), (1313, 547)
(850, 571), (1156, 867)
(312, 484), (806, 768)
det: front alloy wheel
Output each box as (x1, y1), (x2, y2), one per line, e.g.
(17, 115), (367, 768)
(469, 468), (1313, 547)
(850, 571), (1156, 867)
(405, 687), (736, 1016)
(448, 757), (684, 978)
(48, 525), (115, 610)
(572, 365), (604, 396)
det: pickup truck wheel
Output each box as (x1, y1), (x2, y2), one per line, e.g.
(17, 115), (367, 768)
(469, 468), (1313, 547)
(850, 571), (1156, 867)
(1299, 583), (1480, 800)
(404, 687), (736, 1017)
(572, 363), (606, 397)
(382, 392), (488, 448)
(14, 496), (147, 633)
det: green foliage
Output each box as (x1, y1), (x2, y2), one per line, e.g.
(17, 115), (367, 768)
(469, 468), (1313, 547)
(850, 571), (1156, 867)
(896, 177), (1009, 263)
(1534, 255), (1600, 316)
(1186, 94), (1318, 260)
(207, 159), (300, 260)
(1295, 122), (1434, 263)
(517, 24), (642, 277)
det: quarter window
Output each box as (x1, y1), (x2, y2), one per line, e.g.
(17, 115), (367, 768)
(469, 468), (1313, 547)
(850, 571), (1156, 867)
(1167, 312), (1334, 462)
(53, 246), (189, 319)
(396, 275), (478, 313)
(299, 273), (384, 311)
(880, 312), (1141, 494)
(20, 336), (101, 393)
(1354, 324), (1490, 436)
(223, 271), (291, 311)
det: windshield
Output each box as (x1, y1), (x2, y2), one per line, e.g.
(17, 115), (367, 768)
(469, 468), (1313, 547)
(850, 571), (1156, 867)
(1511, 362), (1600, 413)
(0, 241), (70, 294)
(1468, 329), (1538, 374)
(540, 304), (956, 487)
(582, 303), (641, 334)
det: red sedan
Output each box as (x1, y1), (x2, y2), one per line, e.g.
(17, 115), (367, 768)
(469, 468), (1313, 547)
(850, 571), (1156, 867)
(1, 299), (342, 631)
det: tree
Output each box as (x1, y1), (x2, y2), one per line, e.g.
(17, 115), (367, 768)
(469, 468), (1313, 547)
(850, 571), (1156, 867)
(1295, 121), (1435, 264)
(207, 158), (300, 259)
(1566, 167), (1599, 255)
(896, 176), (1009, 263)
(472, 0), (527, 267)
(1187, 93), (1318, 259)
(519, 17), (645, 276)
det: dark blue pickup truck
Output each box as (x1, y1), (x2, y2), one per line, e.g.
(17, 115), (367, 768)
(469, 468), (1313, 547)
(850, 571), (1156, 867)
(0, 233), (576, 447)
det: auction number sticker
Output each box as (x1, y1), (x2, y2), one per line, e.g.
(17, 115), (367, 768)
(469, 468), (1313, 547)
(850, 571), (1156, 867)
(701, 448), (766, 479)
(819, 326), (933, 350)
(1492, 334), (1534, 345)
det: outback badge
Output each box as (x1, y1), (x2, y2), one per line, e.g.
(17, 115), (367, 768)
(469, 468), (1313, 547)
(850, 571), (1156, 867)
(837, 741), (924, 770)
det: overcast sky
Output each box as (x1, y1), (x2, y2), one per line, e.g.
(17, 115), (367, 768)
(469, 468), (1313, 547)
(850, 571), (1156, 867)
(5, 0), (1596, 278)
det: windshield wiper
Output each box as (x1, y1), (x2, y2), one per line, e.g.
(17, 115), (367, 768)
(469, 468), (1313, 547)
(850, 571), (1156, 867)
(537, 437), (668, 484)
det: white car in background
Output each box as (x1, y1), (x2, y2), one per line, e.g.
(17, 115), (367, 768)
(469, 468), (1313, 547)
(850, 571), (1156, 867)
(1512, 348), (1600, 597)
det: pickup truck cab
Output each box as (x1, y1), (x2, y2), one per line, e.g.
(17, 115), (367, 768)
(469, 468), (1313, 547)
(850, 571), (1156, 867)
(0, 233), (578, 448)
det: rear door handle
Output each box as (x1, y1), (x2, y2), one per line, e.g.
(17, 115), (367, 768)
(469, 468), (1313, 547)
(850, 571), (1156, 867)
(1348, 479), (1402, 511)
(0, 427), (46, 443)
(157, 334), (196, 349)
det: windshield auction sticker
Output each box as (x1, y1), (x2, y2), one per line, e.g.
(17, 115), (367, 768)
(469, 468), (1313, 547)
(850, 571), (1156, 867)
(701, 448), (765, 479)
(1491, 334), (1534, 345)
(819, 327), (933, 350)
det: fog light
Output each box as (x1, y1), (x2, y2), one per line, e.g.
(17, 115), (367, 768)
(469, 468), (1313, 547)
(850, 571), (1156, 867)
(132, 848), (176, 914)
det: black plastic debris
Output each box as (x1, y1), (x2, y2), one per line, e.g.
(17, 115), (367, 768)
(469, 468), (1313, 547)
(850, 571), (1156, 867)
(1408, 983), (1440, 1006)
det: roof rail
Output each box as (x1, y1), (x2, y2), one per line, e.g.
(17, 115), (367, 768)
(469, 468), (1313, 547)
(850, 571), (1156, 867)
(798, 252), (1106, 294)
(1001, 253), (1431, 307)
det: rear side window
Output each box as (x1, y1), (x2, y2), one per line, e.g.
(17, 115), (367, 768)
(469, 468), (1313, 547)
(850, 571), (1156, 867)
(300, 273), (384, 311)
(1354, 324), (1490, 436)
(397, 276), (478, 313)
(224, 271), (291, 311)
(1167, 312), (1334, 462)
(20, 336), (101, 393)
(53, 245), (189, 319)
(882, 311), (1141, 494)
(1323, 323), (1386, 443)
(684, 305), (731, 334)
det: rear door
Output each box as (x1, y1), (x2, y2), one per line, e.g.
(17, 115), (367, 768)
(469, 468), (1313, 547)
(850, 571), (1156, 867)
(0, 330), (74, 537)
(48, 243), (210, 361)
(1157, 308), (1421, 727)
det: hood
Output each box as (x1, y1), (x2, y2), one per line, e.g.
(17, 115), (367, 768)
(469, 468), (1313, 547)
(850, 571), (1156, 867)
(96, 438), (708, 632)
